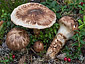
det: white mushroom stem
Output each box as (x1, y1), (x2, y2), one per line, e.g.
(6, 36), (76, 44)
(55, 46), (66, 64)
(46, 16), (78, 59)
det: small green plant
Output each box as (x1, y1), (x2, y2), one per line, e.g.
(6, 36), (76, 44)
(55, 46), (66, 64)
(0, 10), (15, 39)
(64, 0), (84, 5)
(39, 23), (59, 43)
(64, 0), (73, 4)
(29, 23), (59, 45)
(78, 3), (85, 15)
(0, 0), (29, 15)
(0, 53), (14, 64)
(78, 16), (85, 29)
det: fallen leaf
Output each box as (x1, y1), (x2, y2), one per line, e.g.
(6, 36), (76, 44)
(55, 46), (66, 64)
(0, 21), (4, 26)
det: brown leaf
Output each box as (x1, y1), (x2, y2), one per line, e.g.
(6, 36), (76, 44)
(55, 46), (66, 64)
(18, 55), (26, 64)
(0, 21), (4, 26)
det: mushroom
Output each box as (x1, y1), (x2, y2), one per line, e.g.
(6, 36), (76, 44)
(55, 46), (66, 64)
(46, 16), (78, 59)
(33, 41), (44, 52)
(6, 28), (30, 51)
(11, 3), (56, 35)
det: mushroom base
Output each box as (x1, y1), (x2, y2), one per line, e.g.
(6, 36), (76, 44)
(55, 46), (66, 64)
(46, 33), (67, 59)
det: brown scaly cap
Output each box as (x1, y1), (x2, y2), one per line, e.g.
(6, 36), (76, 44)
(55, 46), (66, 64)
(59, 16), (78, 30)
(11, 3), (56, 29)
(6, 28), (30, 51)
(33, 41), (44, 52)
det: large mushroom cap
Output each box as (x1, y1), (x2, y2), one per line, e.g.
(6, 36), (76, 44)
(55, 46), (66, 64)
(6, 28), (30, 51)
(59, 16), (78, 30)
(11, 3), (56, 29)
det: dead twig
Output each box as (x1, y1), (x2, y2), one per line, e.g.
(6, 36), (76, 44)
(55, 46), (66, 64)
(31, 54), (32, 64)
(30, 48), (38, 56)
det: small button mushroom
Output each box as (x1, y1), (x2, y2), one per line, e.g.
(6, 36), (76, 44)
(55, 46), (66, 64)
(33, 41), (44, 52)
(6, 28), (30, 51)
(46, 16), (78, 59)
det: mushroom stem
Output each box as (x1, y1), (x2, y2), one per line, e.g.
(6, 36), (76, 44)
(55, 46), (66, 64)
(46, 16), (78, 59)
(46, 24), (73, 59)
(33, 29), (40, 36)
